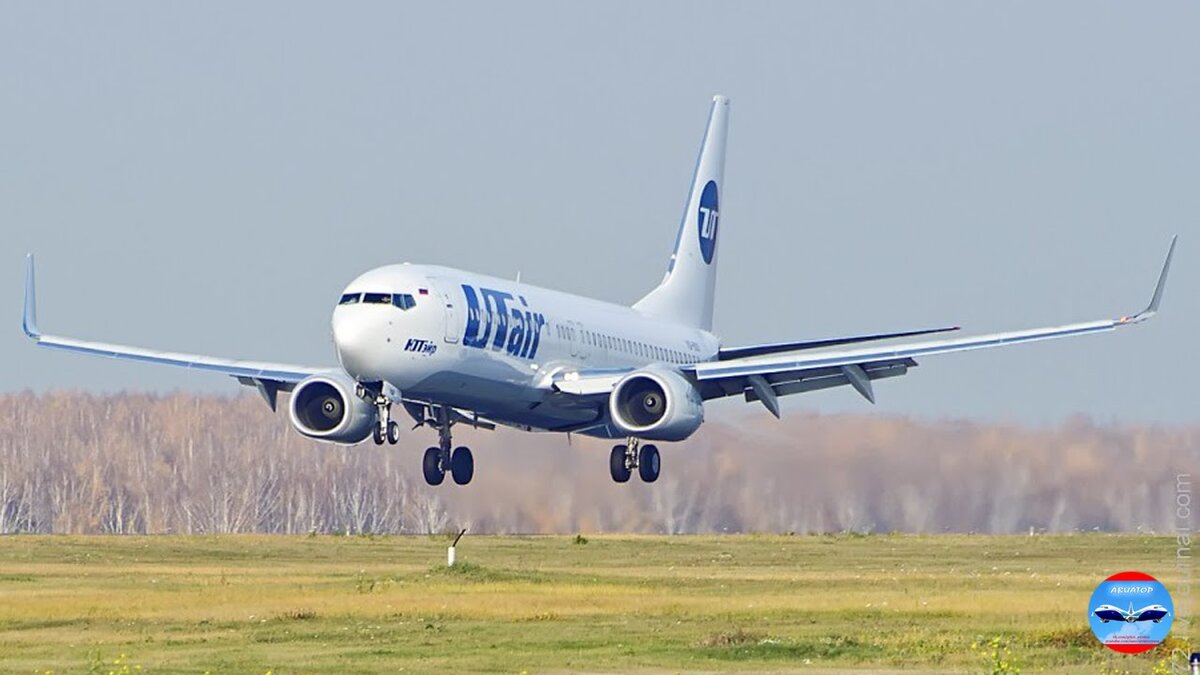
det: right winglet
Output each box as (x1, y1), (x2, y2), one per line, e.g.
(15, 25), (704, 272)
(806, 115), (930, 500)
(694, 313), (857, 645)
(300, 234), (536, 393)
(22, 254), (40, 340)
(1121, 235), (1176, 324)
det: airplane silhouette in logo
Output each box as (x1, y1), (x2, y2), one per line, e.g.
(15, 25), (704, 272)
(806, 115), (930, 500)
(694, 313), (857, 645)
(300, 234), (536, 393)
(1093, 602), (1170, 624)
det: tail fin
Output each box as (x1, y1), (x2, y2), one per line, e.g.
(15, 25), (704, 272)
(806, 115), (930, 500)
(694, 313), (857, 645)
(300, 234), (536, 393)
(633, 95), (729, 331)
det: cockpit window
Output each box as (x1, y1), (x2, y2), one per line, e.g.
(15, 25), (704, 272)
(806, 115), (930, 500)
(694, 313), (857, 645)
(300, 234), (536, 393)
(393, 294), (416, 310)
(351, 292), (418, 310)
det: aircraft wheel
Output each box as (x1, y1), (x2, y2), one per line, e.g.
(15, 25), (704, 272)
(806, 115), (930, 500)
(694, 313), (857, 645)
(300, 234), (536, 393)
(422, 447), (445, 486)
(638, 444), (660, 483)
(372, 424), (385, 445)
(450, 446), (474, 485)
(387, 420), (401, 445)
(609, 445), (631, 483)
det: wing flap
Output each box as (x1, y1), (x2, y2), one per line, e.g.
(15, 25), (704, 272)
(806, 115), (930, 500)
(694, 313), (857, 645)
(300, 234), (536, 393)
(742, 359), (913, 403)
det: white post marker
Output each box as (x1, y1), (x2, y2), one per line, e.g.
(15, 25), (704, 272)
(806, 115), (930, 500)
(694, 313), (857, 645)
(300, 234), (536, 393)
(448, 528), (467, 567)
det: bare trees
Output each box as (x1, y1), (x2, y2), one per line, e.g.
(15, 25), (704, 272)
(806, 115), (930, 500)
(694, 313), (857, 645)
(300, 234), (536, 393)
(0, 392), (1194, 534)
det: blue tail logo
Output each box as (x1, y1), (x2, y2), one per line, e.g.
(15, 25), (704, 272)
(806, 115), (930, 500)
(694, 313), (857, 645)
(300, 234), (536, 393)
(697, 180), (719, 264)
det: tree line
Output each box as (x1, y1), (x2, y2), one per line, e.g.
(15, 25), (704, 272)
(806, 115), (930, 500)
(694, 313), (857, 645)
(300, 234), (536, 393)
(0, 391), (1193, 534)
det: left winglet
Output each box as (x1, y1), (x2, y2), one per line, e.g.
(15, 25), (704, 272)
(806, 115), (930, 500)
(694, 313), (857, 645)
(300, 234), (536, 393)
(1120, 235), (1176, 325)
(23, 254), (40, 340)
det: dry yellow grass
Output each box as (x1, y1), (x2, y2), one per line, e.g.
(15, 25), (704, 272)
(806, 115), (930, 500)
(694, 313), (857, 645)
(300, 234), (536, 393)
(0, 533), (1187, 673)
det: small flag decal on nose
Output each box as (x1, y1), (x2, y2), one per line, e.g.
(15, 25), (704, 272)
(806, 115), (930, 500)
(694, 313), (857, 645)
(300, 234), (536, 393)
(418, 288), (429, 295)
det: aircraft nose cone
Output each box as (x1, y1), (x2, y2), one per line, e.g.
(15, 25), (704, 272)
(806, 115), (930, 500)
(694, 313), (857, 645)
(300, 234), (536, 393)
(332, 308), (383, 379)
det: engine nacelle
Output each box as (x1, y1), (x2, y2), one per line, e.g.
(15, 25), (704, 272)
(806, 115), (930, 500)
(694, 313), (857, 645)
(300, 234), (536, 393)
(609, 368), (705, 441)
(288, 374), (375, 445)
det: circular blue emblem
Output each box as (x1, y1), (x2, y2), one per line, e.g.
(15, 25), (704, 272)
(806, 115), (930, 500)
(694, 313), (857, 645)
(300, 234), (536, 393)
(1088, 571), (1173, 653)
(696, 180), (719, 264)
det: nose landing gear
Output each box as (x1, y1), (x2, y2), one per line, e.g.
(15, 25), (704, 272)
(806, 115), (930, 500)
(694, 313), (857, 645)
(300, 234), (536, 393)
(356, 385), (474, 486)
(370, 393), (401, 446)
(609, 438), (660, 483)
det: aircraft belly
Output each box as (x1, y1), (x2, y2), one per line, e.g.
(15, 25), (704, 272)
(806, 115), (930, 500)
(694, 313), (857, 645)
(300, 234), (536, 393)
(406, 369), (602, 430)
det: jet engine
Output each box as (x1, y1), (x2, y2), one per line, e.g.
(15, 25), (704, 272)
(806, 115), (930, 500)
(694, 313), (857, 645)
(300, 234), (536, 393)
(609, 368), (704, 441)
(288, 374), (375, 444)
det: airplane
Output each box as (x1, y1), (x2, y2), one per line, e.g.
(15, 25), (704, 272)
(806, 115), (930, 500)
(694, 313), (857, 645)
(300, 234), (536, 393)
(22, 96), (1176, 487)
(1094, 602), (1170, 623)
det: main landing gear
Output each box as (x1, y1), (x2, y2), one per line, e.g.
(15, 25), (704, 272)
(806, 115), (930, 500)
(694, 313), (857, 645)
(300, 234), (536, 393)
(420, 405), (474, 487)
(610, 438), (660, 483)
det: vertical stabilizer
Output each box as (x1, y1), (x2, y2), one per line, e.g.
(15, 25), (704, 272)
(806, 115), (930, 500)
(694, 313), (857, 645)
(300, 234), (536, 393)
(633, 96), (729, 331)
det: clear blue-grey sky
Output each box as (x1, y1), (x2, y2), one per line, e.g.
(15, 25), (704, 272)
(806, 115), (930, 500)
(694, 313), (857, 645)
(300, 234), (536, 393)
(2, 2), (1196, 425)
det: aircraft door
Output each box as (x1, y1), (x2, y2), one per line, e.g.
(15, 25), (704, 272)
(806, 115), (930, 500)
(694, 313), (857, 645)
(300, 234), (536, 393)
(572, 321), (589, 360)
(430, 279), (460, 344)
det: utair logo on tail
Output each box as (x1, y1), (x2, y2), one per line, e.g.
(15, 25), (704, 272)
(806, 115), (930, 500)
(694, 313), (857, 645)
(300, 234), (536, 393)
(461, 284), (547, 359)
(697, 180), (719, 264)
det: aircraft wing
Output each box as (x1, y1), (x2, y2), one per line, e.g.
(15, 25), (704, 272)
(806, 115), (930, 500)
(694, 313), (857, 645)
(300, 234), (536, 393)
(1131, 605), (1170, 622)
(22, 255), (328, 409)
(716, 325), (961, 361)
(691, 237), (1175, 417)
(1093, 605), (1129, 622)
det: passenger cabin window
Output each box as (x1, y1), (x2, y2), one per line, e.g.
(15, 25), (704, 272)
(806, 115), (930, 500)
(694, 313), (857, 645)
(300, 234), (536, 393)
(338, 293), (361, 305)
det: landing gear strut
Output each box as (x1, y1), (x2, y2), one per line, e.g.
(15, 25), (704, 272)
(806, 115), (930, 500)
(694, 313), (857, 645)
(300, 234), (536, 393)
(610, 438), (659, 483)
(370, 393), (400, 446)
(421, 405), (474, 486)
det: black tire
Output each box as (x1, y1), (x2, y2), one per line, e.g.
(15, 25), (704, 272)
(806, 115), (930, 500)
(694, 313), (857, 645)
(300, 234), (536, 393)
(372, 424), (385, 445)
(387, 420), (401, 445)
(450, 446), (474, 485)
(638, 444), (660, 483)
(422, 447), (445, 486)
(609, 445), (631, 483)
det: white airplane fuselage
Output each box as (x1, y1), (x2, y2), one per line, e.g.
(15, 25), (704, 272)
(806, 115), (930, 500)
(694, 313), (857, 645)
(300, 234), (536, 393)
(21, 95), (1172, 487)
(333, 264), (719, 438)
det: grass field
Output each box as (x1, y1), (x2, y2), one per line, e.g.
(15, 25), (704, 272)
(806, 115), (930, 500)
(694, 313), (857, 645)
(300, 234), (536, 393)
(0, 533), (1187, 673)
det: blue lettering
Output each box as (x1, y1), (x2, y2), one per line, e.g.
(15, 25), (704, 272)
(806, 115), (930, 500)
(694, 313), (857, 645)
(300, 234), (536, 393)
(461, 284), (490, 348)
(506, 316), (525, 355)
(520, 310), (534, 358)
(527, 313), (546, 359)
(462, 286), (545, 360)
(481, 288), (514, 351)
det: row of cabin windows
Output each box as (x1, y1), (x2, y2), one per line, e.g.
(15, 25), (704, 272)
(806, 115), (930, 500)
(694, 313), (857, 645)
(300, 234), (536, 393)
(338, 292), (417, 310)
(553, 323), (690, 364)
(459, 308), (691, 364)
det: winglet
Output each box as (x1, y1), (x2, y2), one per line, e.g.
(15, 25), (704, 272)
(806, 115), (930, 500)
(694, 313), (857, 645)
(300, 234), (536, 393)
(1121, 236), (1176, 324)
(22, 254), (40, 340)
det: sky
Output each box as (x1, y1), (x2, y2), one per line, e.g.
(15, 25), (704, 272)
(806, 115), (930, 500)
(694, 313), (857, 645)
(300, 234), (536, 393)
(1, 2), (1196, 426)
